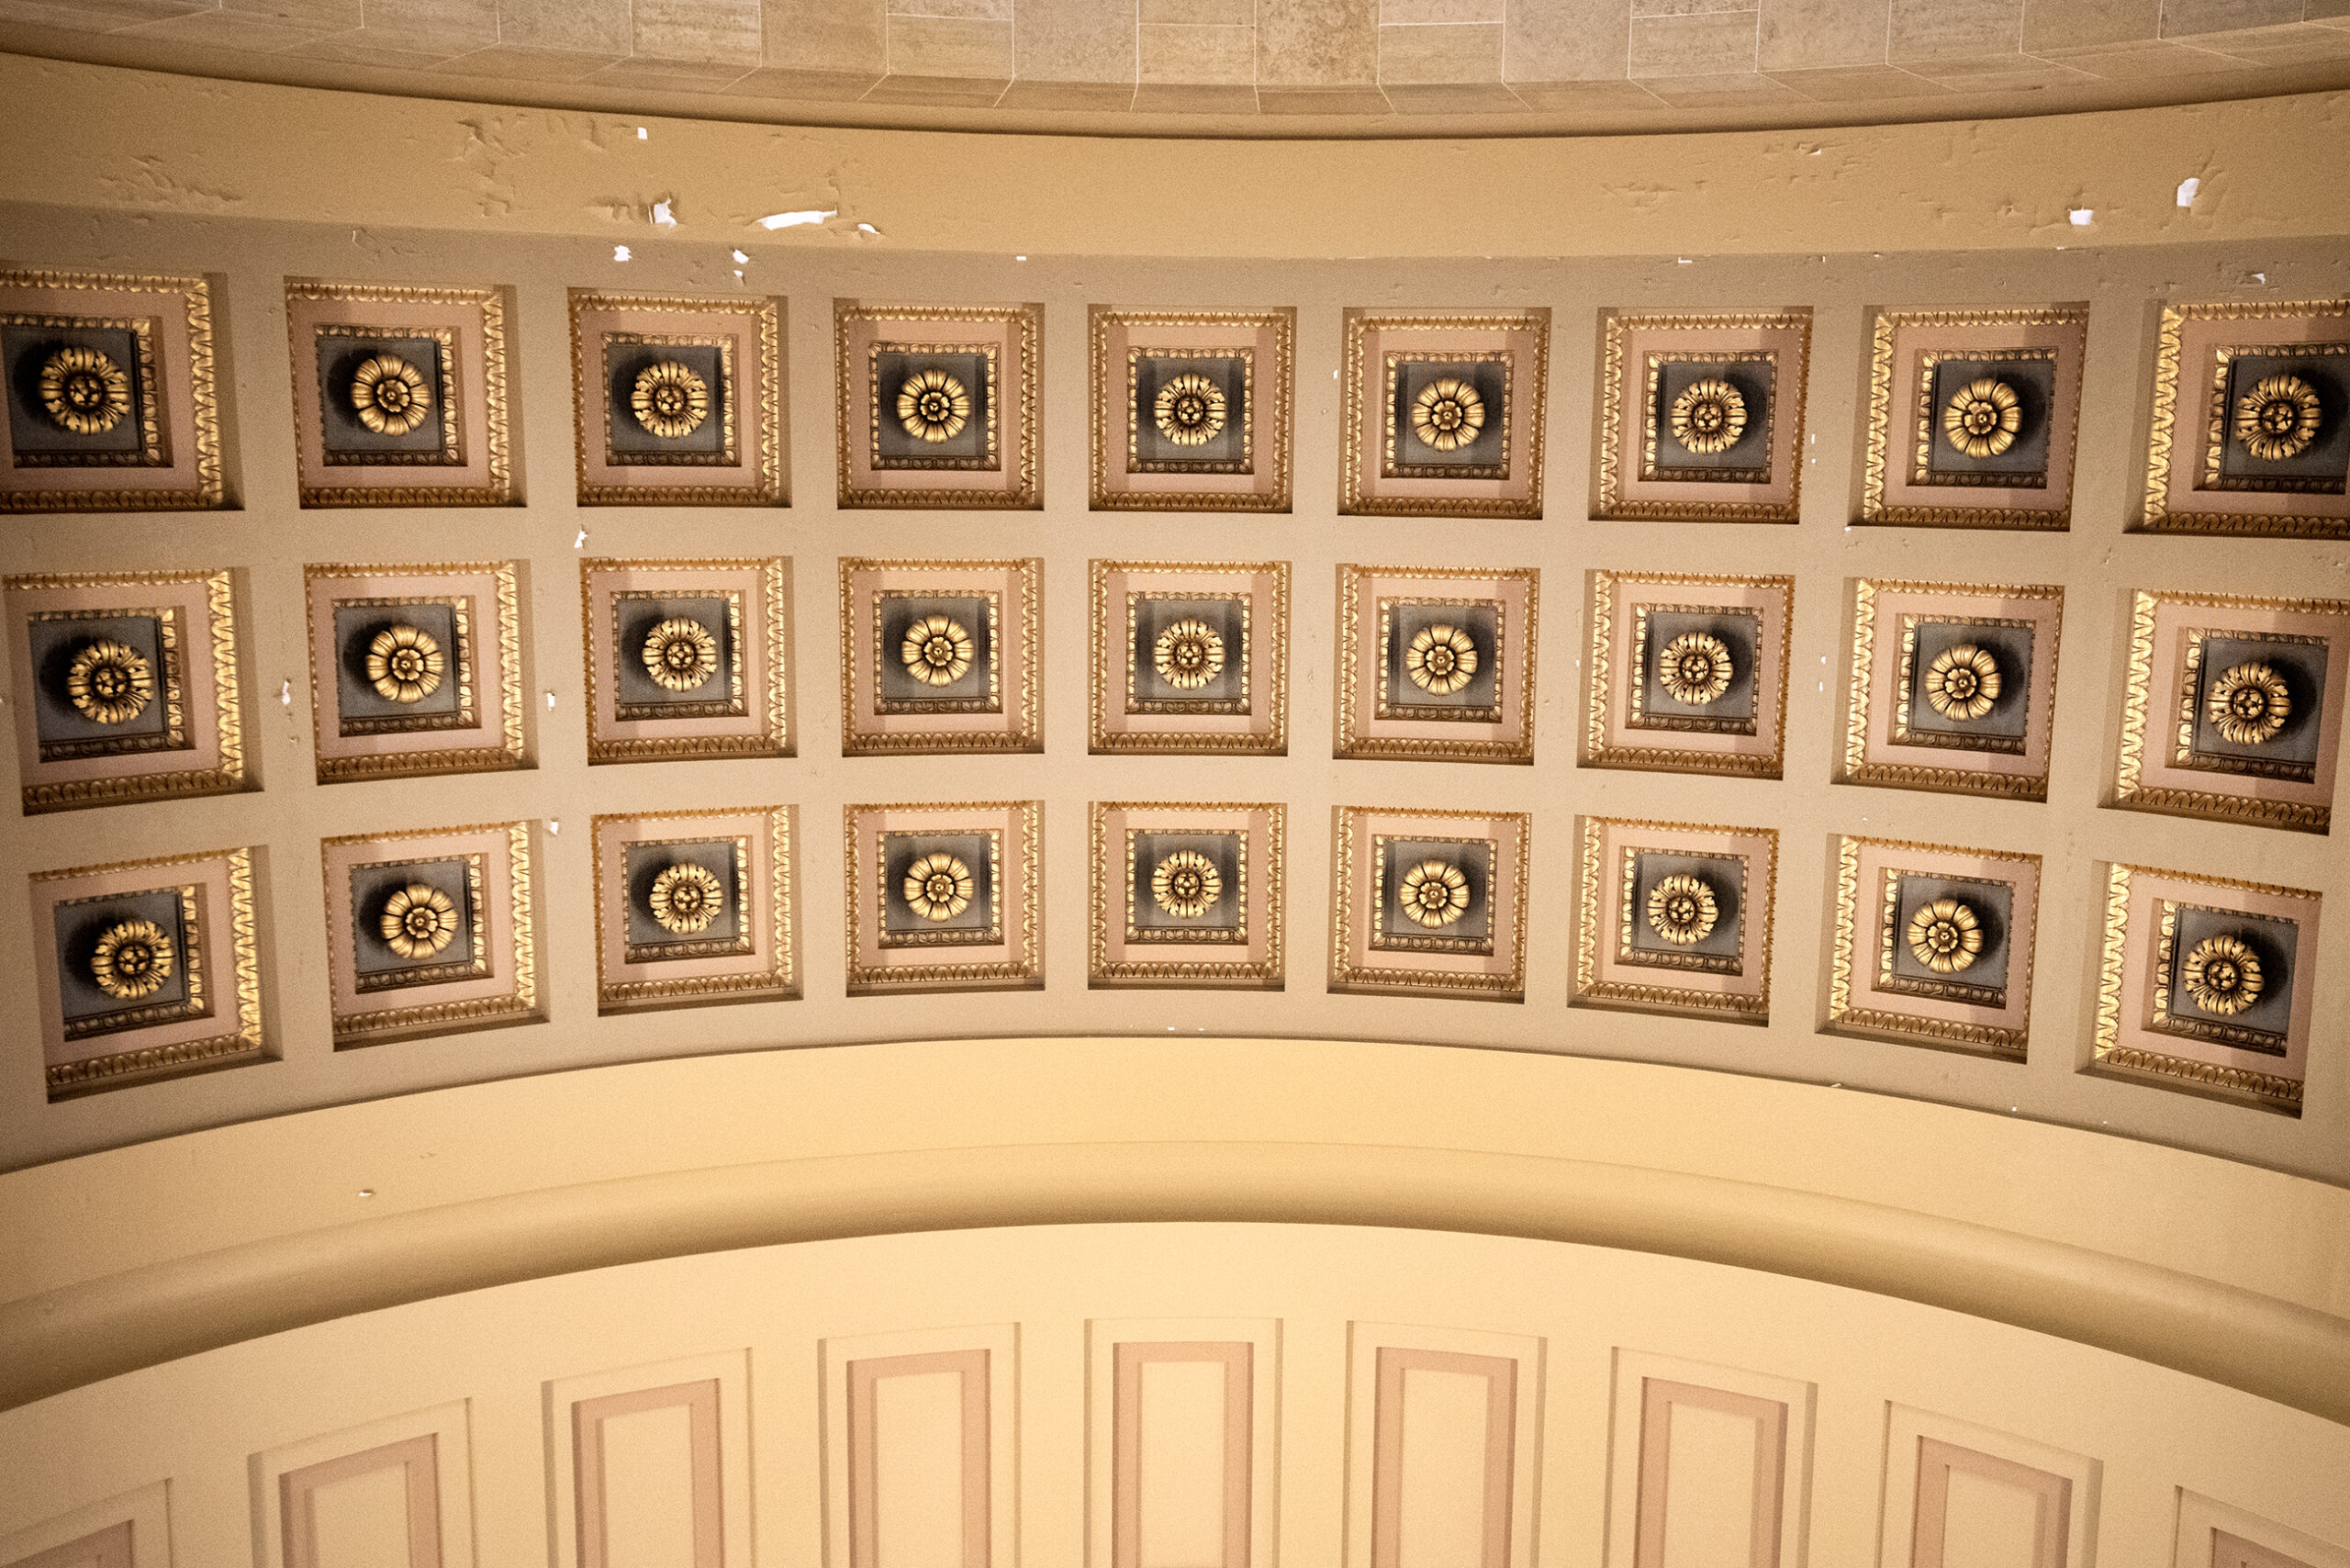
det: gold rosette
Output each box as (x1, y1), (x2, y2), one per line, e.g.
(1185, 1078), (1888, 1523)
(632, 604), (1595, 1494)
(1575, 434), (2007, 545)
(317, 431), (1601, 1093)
(65, 637), (154, 726)
(1942, 376), (2023, 459)
(1154, 619), (1225, 690)
(632, 359), (711, 440)
(1154, 373), (1227, 446)
(898, 368), (970, 443)
(366, 623), (445, 704)
(901, 614), (975, 687)
(903, 852), (974, 922)
(1906, 897), (1983, 975)
(1658, 632), (1734, 706)
(1398, 858), (1471, 929)
(649, 862), (725, 935)
(1647, 873), (1718, 946)
(38, 345), (131, 435)
(2181, 933), (2262, 1015)
(1404, 624), (1479, 695)
(2206, 661), (2290, 746)
(349, 353), (433, 436)
(1410, 377), (1485, 453)
(2233, 374), (2322, 463)
(90, 916), (174, 1001)
(1151, 849), (1223, 919)
(1922, 644), (2000, 722)
(1670, 377), (1747, 454)
(379, 882), (459, 960)
(643, 618), (720, 692)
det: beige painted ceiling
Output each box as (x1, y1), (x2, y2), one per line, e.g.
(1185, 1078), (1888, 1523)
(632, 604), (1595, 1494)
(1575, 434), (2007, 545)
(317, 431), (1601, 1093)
(8, 0), (2350, 134)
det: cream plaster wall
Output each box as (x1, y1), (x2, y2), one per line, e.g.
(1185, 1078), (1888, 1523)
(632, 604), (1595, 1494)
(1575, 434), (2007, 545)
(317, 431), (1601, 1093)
(6, 1221), (2349, 1568)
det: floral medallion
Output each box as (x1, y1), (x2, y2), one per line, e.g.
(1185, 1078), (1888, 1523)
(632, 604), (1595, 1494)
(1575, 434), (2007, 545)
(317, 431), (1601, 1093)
(2180, 932), (2263, 1015)
(379, 881), (459, 960)
(642, 617), (719, 692)
(1921, 643), (2000, 722)
(1404, 623), (1478, 695)
(1397, 858), (1471, 929)
(1669, 376), (1747, 455)
(37, 344), (130, 435)
(1942, 376), (2023, 459)
(648, 862), (725, 935)
(1658, 631), (1734, 706)
(64, 636), (153, 726)
(365, 622), (445, 705)
(1905, 896), (1983, 974)
(2233, 374), (2323, 462)
(349, 353), (433, 437)
(903, 851), (975, 922)
(2205, 660), (2291, 745)
(1410, 377), (1485, 453)
(1646, 872), (1718, 946)
(1150, 848), (1222, 919)
(1153, 618), (1225, 690)
(897, 368), (970, 444)
(1153, 372), (1227, 446)
(90, 916), (174, 1001)
(901, 613), (975, 688)
(631, 359), (710, 440)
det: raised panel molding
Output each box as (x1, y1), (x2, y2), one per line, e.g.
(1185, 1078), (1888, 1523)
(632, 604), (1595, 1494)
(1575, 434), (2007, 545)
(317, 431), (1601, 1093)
(2177, 1493), (2350, 1568)
(1088, 1318), (1280, 1568)
(248, 1403), (472, 1568)
(0, 1484), (170, 1568)
(1878, 1407), (2097, 1568)
(1345, 1323), (1542, 1568)
(822, 1325), (1017, 1568)
(544, 1351), (750, 1568)
(1605, 1350), (1814, 1568)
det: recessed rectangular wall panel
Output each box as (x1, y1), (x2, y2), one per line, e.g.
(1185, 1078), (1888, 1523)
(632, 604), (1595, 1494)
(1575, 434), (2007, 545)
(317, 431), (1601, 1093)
(1345, 1323), (1541, 1568)
(1088, 1318), (1279, 1568)
(0, 1484), (170, 1568)
(1605, 1350), (1814, 1568)
(250, 1404), (472, 1568)
(546, 1352), (749, 1568)
(822, 1325), (1016, 1568)
(1878, 1408), (2096, 1568)
(2177, 1493), (2350, 1568)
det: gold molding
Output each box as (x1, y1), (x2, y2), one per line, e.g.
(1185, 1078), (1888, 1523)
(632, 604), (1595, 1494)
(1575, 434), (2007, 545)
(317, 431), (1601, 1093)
(305, 561), (526, 781)
(1859, 306), (2087, 530)
(285, 280), (514, 508)
(1089, 308), (1293, 512)
(1089, 801), (1285, 987)
(567, 291), (786, 507)
(590, 805), (798, 1010)
(1840, 577), (2062, 801)
(2112, 587), (2345, 834)
(0, 268), (227, 512)
(841, 558), (1042, 755)
(37, 846), (263, 1097)
(1595, 309), (1808, 523)
(2142, 296), (2350, 538)
(579, 556), (791, 763)
(1583, 569), (1791, 778)
(2089, 861), (2314, 1114)
(1090, 559), (1289, 755)
(1330, 804), (1529, 998)
(1573, 816), (1775, 1019)
(843, 801), (1043, 991)
(1826, 834), (2037, 1057)
(834, 302), (1040, 510)
(1336, 563), (1539, 764)
(7, 566), (249, 812)
(1338, 309), (1550, 519)
(322, 820), (538, 1042)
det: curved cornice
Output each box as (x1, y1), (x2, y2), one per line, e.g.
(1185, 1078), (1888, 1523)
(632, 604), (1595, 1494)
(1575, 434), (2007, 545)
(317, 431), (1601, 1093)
(2, 1038), (2344, 1420)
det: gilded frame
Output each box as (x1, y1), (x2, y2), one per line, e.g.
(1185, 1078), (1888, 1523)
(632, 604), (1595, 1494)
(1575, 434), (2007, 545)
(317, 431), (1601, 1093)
(29, 845), (263, 1099)
(841, 557), (1042, 755)
(2143, 297), (2350, 537)
(1583, 569), (1792, 778)
(1330, 804), (1530, 1000)
(2112, 588), (2346, 834)
(1595, 309), (1810, 523)
(6, 566), (248, 812)
(2091, 861), (2319, 1114)
(1089, 801), (1285, 989)
(303, 560), (527, 782)
(1090, 558), (1289, 755)
(1859, 306), (2088, 530)
(580, 556), (791, 764)
(1089, 307), (1294, 512)
(1336, 563), (1539, 764)
(843, 801), (1043, 994)
(567, 290), (786, 506)
(1573, 815), (1776, 1022)
(284, 280), (514, 508)
(589, 804), (798, 1013)
(320, 820), (539, 1045)
(1839, 577), (2064, 801)
(1827, 834), (2042, 1058)
(834, 301), (1041, 510)
(1338, 308), (1550, 519)
(0, 267), (227, 512)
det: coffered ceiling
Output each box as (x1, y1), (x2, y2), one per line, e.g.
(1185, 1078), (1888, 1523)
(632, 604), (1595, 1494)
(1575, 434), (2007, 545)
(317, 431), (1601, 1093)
(8, 0), (2350, 134)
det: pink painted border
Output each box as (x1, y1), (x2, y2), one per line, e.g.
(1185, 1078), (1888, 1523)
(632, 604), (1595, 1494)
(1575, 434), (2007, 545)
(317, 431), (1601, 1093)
(1371, 1347), (1516, 1568)
(2156, 312), (2350, 528)
(1113, 1341), (1253, 1568)
(843, 560), (1039, 752)
(2109, 867), (2320, 1092)
(1584, 817), (1775, 1014)
(1874, 312), (2086, 522)
(285, 286), (505, 502)
(1340, 567), (1536, 757)
(572, 1379), (722, 1568)
(1094, 313), (1290, 506)
(1094, 562), (1284, 749)
(1604, 316), (1807, 519)
(573, 297), (780, 500)
(0, 274), (212, 502)
(1848, 838), (2040, 1041)
(1633, 1379), (1787, 1568)
(838, 305), (1038, 503)
(846, 1349), (990, 1568)
(581, 559), (789, 757)
(1909, 1437), (2069, 1568)
(281, 1433), (442, 1568)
